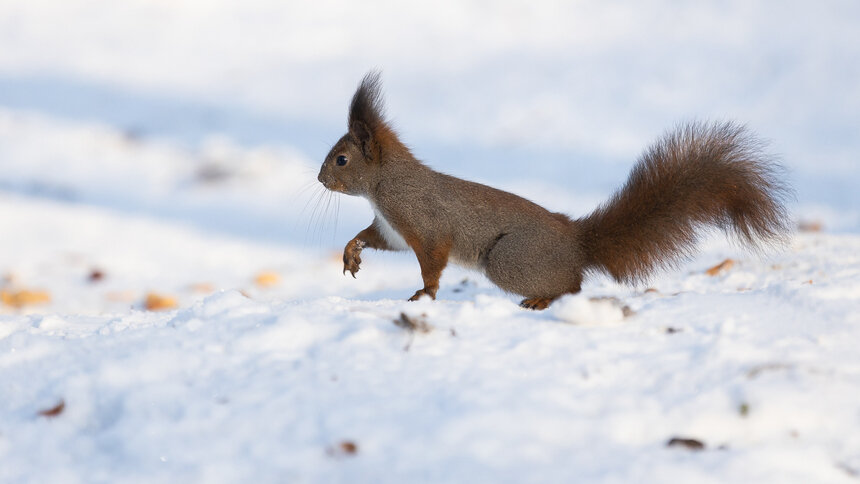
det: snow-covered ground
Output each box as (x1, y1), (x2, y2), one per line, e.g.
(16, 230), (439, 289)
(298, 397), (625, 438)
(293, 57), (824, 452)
(1, 1), (859, 483)
(3, 188), (860, 483)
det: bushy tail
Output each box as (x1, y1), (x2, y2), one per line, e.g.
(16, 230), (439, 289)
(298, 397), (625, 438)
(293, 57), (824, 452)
(578, 121), (792, 284)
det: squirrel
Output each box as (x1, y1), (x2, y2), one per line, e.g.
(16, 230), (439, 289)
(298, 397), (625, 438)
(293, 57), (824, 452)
(317, 72), (791, 310)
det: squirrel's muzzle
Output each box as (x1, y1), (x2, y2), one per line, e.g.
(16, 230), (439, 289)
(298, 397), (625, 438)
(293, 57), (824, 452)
(317, 168), (347, 193)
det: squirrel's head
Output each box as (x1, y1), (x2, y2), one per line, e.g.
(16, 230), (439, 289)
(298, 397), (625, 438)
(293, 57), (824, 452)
(319, 71), (406, 197)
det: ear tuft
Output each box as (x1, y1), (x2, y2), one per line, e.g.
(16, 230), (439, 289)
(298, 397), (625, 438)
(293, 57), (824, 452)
(349, 71), (386, 136)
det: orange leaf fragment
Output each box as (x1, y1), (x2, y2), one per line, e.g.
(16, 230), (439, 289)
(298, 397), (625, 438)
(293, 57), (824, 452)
(797, 220), (823, 233)
(190, 283), (215, 293)
(705, 258), (735, 276)
(254, 271), (281, 287)
(1, 289), (51, 308)
(144, 292), (177, 311)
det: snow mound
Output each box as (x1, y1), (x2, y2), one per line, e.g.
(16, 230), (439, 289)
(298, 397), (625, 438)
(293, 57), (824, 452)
(551, 295), (631, 325)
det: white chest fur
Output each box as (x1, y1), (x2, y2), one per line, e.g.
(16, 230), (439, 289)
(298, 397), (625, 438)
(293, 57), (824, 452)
(370, 202), (410, 251)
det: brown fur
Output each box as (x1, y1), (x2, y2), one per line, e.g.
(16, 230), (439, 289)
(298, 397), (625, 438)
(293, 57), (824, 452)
(577, 122), (792, 284)
(318, 72), (792, 309)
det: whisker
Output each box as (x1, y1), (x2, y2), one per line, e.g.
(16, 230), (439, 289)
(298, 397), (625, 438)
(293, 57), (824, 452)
(320, 190), (335, 243)
(290, 183), (318, 237)
(313, 190), (330, 243)
(295, 180), (321, 198)
(305, 187), (328, 245)
(301, 185), (324, 220)
(333, 194), (341, 245)
(288, 177), (323, 217)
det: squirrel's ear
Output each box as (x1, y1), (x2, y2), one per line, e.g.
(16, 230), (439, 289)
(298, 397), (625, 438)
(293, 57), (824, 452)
(348, 71), (385, 159)
(350, 119), (375, 160)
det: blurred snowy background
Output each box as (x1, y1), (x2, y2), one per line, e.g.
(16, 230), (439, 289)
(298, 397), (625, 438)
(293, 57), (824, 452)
(1, 0), (858, 241)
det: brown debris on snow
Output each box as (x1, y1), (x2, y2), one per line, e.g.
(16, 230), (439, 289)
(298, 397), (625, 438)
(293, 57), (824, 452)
(393, 312), (432, 334)
(393, 312), (433, 352)
(326, 440), (359, 458)
(666, 437), (705, 451)
(37, 400), (65, 418)
(88, 269), (105, 282)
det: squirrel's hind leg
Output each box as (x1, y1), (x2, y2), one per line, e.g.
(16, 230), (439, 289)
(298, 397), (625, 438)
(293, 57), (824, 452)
(483, 229), (584, 309)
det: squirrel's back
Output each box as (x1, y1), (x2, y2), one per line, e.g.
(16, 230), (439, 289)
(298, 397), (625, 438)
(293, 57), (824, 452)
(374, 165), (574, 269)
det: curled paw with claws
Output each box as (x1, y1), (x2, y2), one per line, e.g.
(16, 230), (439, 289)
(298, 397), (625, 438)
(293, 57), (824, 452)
(343, 238), (366, 277)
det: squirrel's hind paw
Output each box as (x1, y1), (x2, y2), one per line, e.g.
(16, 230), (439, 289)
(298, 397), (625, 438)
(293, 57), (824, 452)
(520, 297), (556, 310)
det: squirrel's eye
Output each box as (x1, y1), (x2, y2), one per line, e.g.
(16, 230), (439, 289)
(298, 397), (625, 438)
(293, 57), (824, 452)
(336, 155), (348, 166)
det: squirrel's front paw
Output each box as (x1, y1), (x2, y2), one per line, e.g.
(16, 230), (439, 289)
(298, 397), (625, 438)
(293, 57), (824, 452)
(342, 238), (366, 278)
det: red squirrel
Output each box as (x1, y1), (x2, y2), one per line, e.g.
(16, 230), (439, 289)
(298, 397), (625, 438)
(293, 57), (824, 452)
(317, 72), (791, 309)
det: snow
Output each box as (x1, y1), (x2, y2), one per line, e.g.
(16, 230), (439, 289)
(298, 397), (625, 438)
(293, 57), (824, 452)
(1, 1), (859, 482)
(2, 211), (860, 482)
